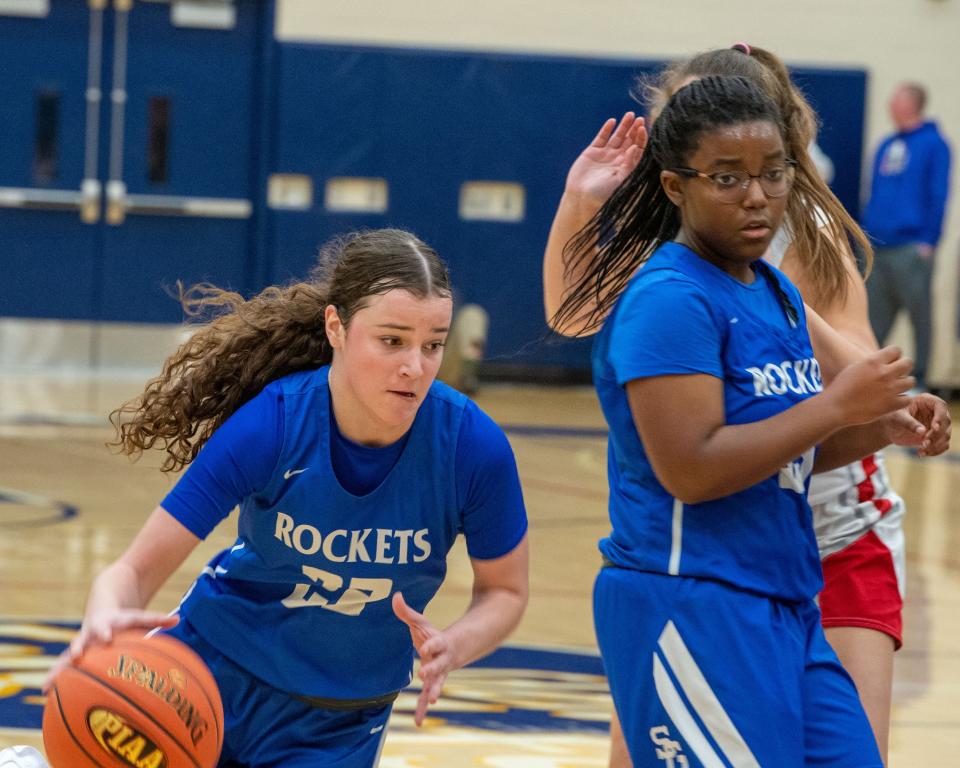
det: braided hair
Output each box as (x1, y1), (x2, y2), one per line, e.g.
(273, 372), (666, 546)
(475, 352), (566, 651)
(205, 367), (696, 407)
(638, 45), (872, 306)
(553, 75), (784, 335)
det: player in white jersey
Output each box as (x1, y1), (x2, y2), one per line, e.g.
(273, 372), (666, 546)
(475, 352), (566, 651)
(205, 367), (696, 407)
(544, 45), (915, 765)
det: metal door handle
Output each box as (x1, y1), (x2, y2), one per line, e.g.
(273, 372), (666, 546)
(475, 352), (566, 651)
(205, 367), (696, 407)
(120, 192), (252, 219)
(0, 187), (84, 211)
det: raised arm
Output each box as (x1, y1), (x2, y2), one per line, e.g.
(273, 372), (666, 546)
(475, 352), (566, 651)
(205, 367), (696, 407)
(544, 113), (646, 335)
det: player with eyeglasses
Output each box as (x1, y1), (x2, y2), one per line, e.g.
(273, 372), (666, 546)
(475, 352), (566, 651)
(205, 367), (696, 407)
(668, 158), (797, 202)
(548, 74), (949, 767)
(544, 44), (916, 768)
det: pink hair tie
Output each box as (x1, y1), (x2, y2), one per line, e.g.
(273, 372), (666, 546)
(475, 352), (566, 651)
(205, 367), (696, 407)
(732, 42), (751, 55)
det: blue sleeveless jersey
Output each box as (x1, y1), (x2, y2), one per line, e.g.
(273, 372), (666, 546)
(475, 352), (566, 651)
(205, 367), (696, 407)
(593, 242), (823, 601)
(177, 367), (466, 698)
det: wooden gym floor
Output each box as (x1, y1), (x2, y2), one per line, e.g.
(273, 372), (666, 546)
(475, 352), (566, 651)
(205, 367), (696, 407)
(0, 374), (958, 766)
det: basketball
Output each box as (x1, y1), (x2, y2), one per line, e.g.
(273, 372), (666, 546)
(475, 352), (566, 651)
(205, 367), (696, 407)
(42, 631), (224, 768)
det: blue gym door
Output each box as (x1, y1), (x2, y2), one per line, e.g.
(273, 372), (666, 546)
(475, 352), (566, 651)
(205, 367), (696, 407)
(0, 0), (266, 323)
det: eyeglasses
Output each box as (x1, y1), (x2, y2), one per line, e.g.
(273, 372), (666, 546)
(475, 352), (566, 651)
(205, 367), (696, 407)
(668, 159), (798, 203)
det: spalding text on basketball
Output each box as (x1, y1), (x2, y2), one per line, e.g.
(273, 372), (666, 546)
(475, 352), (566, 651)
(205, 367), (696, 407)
(108, 654), (211, 747)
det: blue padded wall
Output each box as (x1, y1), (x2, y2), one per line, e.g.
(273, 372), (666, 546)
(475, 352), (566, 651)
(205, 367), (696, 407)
(269, 43), (867, 370)
(791, 67), (867, 217)
(0, 12), (867, 372)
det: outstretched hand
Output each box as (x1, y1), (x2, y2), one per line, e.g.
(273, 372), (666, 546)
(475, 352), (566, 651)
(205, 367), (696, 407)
(565, 112), (647, 204)
(884, 392), (952, 456)
(42, 610), (179, 692)
(392, 592), (456, 726)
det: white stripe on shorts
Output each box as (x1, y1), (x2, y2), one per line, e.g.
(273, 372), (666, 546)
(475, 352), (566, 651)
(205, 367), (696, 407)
(652, 652), (725, 767)
(658, 621), (760, 768)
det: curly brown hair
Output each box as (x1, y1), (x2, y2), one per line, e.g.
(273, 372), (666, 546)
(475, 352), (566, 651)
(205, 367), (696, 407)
(641, 45), (872, 306)
(110, 228), (451, 472)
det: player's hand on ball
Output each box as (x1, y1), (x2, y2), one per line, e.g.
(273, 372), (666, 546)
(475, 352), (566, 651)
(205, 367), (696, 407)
(392, 591), (455, 727)
(42, 610), (179, 692)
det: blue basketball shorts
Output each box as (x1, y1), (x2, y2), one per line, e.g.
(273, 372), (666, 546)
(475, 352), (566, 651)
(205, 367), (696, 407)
(594, 567), (883, 768)
(164, 619), (392, 768)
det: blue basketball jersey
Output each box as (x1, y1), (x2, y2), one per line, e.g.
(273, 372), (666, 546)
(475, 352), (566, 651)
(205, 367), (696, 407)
(593, 241), (823, 601)
(176, 368), (478, 699)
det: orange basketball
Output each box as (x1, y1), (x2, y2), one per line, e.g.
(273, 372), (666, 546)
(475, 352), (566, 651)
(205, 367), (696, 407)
(42, 630), (224, 768)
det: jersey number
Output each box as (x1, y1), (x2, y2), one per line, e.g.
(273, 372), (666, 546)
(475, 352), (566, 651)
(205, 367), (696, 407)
(281, 565), (392, 616)
(778, 448), (815, 493)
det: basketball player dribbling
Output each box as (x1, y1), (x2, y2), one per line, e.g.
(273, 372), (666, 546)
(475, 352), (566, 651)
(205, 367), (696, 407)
(45, 229), (530, 768)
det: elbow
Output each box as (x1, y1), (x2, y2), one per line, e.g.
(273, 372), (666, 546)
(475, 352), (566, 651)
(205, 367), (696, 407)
(491, 580), (529, 614)
(547, 322), (582, 338)
(672, 488), (714, 506)
(517, 581), (530, 611)
(476, 583), (528, 640)
(544, 311), (591, 338)
(543, 289), (591, 337)
(543, 281), (562, 330)
(509, 587), (529, 633)
(659, 479), (704, 506)
(658, 473), (723, 506)
(543, 303), (576, 337)
(543, 309), (563, 334)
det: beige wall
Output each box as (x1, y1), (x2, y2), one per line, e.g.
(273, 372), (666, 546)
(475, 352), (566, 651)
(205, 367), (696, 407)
(277, 0), (960, 382)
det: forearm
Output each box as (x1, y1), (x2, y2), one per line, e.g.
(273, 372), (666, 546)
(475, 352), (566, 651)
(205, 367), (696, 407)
(443, 584), (527, 669)
(814, 420), (889, 473)
(672, 394), (844, 503)
(543, 191), (603, 334)
(83, 561), (149, 621)
(81, 507), (198, 625)
(806, 305), (865, 382)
